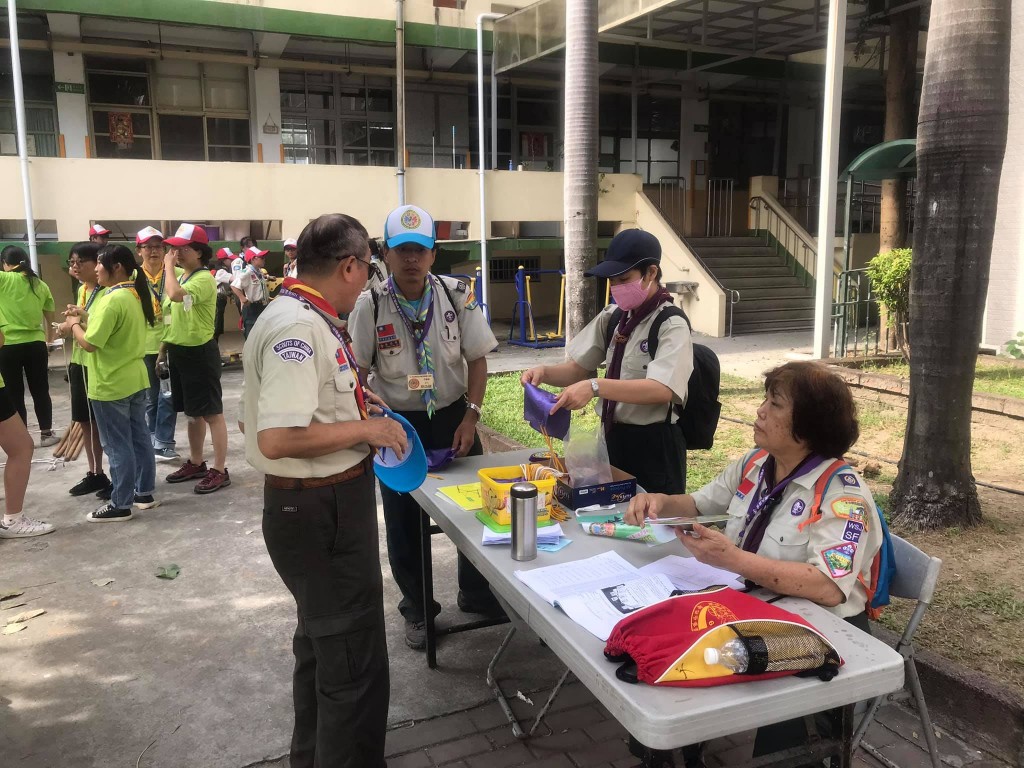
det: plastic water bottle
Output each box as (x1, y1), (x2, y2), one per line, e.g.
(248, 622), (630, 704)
(704, 639), (750, 672)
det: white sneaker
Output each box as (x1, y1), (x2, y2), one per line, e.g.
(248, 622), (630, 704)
(0, 514), (55, 538)
(38, 432), (60, 448)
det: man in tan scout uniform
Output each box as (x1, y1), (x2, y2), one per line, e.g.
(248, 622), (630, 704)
(239, 213), (407, 768)
(348, 203), (500, 651)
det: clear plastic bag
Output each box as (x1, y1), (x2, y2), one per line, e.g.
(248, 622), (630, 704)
(564, 422), (613, 486)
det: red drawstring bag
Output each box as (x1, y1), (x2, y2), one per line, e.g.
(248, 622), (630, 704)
(604, 587), (842, 688)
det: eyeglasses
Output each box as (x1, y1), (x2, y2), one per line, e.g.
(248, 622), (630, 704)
(140, 243), (166, 250)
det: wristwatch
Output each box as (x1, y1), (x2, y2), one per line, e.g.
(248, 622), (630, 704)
(590, 378), (600, 396)
(466, 401), (482, 417)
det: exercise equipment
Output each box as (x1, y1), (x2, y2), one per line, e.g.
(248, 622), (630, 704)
(508, 265), (566, 349)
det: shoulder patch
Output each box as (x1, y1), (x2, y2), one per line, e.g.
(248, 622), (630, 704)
(831, 497), (868, 526)
(273, 338), (314, 363)
(454, 279), (467, 293)
(842, 520), (864, 543)
(838, 472), (860, 488)
(821, 542), (857, 579)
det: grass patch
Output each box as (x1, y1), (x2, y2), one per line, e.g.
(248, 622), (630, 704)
(862, 358), (1024, 400)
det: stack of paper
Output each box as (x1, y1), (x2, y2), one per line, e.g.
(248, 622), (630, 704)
(482, 522), (564, 546)
(514, 551), (743, 640)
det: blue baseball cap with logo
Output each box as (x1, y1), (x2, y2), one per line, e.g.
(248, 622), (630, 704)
(384, 204), (436, 249)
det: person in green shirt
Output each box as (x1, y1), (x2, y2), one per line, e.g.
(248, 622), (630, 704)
(0, 246), (58, 447)
(0, 327), (54, 538)
(160, 223), (230, 495)
(60, 245), (158, 523)
(63, 242), (111, 499)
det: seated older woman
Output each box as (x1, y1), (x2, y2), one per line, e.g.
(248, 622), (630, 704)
(625, 360), (882, 631)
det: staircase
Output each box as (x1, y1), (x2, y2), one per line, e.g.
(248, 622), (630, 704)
(687, 236), (815, 334)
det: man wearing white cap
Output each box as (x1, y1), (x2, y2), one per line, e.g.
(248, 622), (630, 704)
(282, 238), (298, 278)
(136, 227), (179, 462)
(348, 204), (501, 651)
(231, 245), (270, 338)
(89, 224), (110, 246)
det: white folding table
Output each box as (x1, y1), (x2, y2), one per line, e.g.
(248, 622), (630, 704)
(411, 449), (905, 766)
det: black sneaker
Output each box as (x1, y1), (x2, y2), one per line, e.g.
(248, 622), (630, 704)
(134, 495), (160, 510)
(96, 483), (112, 501)
(86, 503), (133, 523)
(404, 619), (427, 651)
(69, 471), (110, 497)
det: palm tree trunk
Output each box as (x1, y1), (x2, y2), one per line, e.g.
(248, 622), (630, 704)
(890, 0), (1010, 529)
(563, 0), (599, 339)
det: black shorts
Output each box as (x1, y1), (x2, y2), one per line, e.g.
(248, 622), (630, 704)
(69, 363), (93, 423)
(167, 340), (223, 418)
(0, 385), (16, 423)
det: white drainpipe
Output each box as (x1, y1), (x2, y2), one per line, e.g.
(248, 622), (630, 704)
(476, 12), (503, 316)
(7, 0), (39, 272)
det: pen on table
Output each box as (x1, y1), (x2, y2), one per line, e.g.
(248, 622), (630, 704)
(427, 473), (444, 480)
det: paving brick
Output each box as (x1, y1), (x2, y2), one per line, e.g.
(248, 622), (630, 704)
(468, 701), (512, 732)
(874, 738), (943, 768)
(521, 756), (574, 768)
(525, 726), (594, 756)
(568, 737), (633, 765)
(542, 705), (608, 733)
(582, 718), (630, 743)
(486, 723), (535, 749)
(388, 750), (433, 768)
(464, 743), (534, 768)
(427, 734), (493, 764)
(386, 713), (478, 757)
(544, 681), (600, 713)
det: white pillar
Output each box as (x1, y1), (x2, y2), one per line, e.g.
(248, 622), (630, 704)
(47, 14), (87, 158)
(811, 0), (849, 359)
(253, 67), (283, 163)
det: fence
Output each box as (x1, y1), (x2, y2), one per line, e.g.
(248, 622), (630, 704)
(832, 267), (897, 358)
(706, 177), (734, 237)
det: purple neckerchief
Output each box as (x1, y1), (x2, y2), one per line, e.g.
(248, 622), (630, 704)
(738, 453), (822, 553)
(387, 275), (435, 345)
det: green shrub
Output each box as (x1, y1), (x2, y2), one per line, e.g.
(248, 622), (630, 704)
(867, 248), (912, 357)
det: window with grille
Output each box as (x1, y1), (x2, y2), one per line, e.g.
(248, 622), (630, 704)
(489, 257), (541, 284)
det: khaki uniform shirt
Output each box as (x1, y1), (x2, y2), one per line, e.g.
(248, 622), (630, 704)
(231, 264), (269, 304)
(348, 275), (497, 412)
(239, 294), (368, 478)
(566, 302), (693, 425)
(690, 451), (884, 618)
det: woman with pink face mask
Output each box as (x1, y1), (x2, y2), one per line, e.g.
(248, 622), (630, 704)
(521, 229), (694, 497)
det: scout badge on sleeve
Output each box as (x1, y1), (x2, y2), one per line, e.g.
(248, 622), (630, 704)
(372, 409), (428, 493)
(604, 587), (841, 688)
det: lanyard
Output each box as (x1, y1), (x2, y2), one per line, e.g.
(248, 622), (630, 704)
(81, 285), (101, 311)
(106, 281), (136, 296)
(387, 276), (435, 347)
(278, 287), (368, 419)
(146, 269), (166, 303)
(736, 454), (820, 545)
(180, 269), (201, 287)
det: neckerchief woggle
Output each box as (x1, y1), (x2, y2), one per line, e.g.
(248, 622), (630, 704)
(737, 452), (822, 553)
(387, 275), (437, 417)
(279, 277), (368, 419)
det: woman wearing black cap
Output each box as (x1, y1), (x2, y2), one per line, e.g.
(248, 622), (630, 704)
(522, 228), (693, 496)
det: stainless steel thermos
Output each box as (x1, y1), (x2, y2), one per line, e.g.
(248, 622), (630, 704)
(510, 482), (539, 561)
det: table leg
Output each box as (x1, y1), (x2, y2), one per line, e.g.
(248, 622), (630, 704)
(830, 704), (854, 768)
(486, 625), (571, 739)
(421, 509), (437, 669)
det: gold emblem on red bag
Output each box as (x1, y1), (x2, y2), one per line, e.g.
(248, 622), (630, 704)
(690, 601), (738, 631)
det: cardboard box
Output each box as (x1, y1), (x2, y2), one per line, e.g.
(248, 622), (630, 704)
(553, 467), (637, 510)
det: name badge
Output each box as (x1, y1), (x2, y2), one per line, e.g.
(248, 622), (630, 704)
(183, 294), (194, 312)
(163, 313), (172, 325)
(407, 374), (434, 391)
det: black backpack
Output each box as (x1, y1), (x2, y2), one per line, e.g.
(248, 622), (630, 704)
(603, 305), (722, 450)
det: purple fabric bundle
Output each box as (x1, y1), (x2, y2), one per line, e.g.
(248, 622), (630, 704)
(425, 448), (457, 471)
(523, 383), (571, 440)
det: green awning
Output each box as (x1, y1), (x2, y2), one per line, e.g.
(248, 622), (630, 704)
(839, 139), (917, 182)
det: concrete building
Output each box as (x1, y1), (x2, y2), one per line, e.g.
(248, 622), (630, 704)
(0, 0), (1016, 347)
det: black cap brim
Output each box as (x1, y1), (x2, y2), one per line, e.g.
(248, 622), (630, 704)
(584, 257), (648, 279)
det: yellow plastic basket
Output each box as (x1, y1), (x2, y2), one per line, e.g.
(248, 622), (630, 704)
(477, 465), (555, 527)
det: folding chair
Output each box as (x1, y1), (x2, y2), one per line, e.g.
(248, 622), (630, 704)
(852, 534), (943, 768)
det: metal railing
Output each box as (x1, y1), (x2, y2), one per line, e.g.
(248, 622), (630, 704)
(657, 175), (688, 235)
(831, 267), (895, 358)
(749, 196), (817, 285)
(706, 177), (734, 237)
(726, 287), (740, 339)
(778, 176), (917, 237)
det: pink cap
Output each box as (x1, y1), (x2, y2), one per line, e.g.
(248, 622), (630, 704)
(164, 223), (209, 248)
(90, 224), (111, 237)
(283, 238), (298, 249)
(216, 247), (234, 260)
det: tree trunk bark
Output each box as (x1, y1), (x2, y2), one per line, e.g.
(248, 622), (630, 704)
(890, 0), (1010, 530)
(563, 0), (599, 340)
(879, 7), (921, 255)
